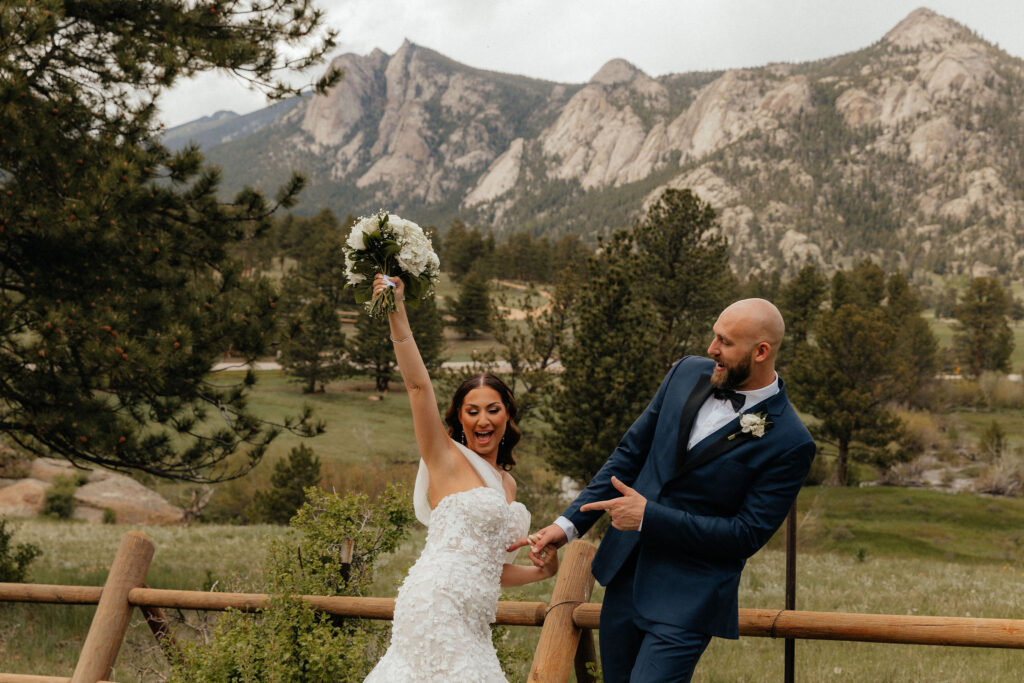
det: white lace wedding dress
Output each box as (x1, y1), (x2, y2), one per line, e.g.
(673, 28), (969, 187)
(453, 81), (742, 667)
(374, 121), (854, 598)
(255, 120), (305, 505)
(365, 440), (531, 682)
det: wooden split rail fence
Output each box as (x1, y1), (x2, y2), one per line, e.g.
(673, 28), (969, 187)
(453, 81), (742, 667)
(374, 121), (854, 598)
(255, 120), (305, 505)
(1, 532), (1023, 682)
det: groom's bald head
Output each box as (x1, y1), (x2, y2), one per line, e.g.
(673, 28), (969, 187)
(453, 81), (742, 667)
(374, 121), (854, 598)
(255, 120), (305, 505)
(708, 299), (785, 390)
(719, 298), (785, 360)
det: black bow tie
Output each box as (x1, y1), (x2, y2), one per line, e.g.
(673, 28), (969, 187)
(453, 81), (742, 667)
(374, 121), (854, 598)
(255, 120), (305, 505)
(711, 386), (745, 412)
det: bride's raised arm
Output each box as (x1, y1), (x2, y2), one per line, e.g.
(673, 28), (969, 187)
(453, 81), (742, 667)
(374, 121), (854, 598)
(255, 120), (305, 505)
(373, 274), (451, 469)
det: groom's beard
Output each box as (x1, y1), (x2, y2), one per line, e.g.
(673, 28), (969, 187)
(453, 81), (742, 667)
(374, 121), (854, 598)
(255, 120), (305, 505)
(712, 354), (752, 390)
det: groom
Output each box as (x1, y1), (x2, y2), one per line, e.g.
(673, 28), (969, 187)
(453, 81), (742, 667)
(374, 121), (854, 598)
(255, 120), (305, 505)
(524, 298), (815, 682)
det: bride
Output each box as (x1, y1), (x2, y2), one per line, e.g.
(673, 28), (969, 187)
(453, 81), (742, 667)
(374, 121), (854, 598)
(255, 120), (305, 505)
(365, 274), (558, 682)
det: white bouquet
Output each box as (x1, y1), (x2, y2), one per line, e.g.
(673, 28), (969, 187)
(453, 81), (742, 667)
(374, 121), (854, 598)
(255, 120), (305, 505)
(343, 211), (440, 319)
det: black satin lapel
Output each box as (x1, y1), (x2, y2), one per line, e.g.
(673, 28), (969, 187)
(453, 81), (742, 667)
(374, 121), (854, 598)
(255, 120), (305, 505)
(676, 430), (754, 479)
(674, 374), (713, 471)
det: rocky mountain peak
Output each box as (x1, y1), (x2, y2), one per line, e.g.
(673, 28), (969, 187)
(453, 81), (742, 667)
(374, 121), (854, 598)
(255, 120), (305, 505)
(883, 7), (969, 49)
(202, 9), (1024, 280)
(590, 58), (644, 85)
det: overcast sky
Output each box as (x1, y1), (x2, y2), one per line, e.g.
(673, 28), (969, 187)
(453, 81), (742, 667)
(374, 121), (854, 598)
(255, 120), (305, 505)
(158, 1), (1024, 128)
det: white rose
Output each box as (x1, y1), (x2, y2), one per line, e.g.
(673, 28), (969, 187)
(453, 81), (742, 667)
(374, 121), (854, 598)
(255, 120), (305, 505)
(739, 413), (767, 437)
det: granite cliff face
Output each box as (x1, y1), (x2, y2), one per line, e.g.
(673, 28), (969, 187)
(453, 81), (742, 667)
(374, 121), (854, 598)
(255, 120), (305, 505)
(196, 8), (1024, 277)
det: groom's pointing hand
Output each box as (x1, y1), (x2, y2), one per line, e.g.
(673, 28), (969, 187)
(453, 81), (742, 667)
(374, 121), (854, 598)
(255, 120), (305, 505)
(580, 476), (647, 531)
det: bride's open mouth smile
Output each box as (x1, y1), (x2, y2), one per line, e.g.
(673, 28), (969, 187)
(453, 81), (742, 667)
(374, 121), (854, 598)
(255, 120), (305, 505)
(474, 430), (495, 446)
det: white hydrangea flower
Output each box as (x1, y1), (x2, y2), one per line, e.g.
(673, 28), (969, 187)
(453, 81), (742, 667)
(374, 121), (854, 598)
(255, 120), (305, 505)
(345, 216), (377, 250)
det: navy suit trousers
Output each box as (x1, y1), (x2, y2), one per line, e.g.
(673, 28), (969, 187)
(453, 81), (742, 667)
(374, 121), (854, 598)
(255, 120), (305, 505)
(600, 550), (712, 683)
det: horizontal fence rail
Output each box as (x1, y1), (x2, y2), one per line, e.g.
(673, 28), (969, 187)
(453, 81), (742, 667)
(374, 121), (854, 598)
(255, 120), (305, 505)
(0, 583), (547, 626)
(4, 582), (1024, 649)
(572, 604), (1024, 648)
(0, 676), (115, 683)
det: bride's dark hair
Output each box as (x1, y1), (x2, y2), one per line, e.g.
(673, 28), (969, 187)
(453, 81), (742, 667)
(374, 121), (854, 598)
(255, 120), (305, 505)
(444, 373), (520, 471)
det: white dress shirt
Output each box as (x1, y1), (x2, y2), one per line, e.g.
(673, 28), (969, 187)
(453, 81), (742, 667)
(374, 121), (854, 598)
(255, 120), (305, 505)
(554, 373), (780, 543)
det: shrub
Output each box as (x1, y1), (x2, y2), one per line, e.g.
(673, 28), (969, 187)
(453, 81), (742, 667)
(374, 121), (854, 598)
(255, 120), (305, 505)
(929, 378), (985, 410)
(199, 469), (269, 524)
(978, 371), (1024, 409)
(0, 519), (42, 582)
(42, 475), (79, 519)
(492, 591), (532, 678)
(170, 485), (416, 681)
(252, 444), (322, 525)
(978, 420), (1007, 461)
(880, 456), (933, 487)
(897, 411), (944, 457)
(974, 453), (1024, 497)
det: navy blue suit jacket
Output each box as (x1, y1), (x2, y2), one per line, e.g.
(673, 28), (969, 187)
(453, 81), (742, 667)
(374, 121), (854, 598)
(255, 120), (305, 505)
(563, 356), (815, 639)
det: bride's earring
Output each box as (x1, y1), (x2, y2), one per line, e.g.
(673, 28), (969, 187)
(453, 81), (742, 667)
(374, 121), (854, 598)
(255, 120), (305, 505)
(460, 430), (466, 445)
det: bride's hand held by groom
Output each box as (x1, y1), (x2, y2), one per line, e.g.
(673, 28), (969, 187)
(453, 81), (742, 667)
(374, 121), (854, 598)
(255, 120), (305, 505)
(509, 525), (567, 570)
(512, 476), (647, 569)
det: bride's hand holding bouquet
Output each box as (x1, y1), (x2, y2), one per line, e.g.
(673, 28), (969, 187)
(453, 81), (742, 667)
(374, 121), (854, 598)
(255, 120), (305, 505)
(372, 274), (406, 320)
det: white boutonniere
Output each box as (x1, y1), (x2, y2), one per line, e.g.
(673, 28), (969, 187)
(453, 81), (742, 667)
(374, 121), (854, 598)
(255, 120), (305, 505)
(730, 411), (771, 440)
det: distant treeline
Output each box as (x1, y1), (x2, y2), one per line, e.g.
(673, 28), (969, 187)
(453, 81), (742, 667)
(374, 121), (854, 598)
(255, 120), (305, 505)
(241, 208), (592, 284)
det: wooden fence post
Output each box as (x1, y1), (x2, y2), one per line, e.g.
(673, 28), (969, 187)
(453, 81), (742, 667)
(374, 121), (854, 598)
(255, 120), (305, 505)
(71, 531), (154, 683)
(529, 540), (598, 682)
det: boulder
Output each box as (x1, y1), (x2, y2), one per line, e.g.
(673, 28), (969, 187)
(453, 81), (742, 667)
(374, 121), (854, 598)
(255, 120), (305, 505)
(73, 474), (184, 525)
(0, 479), (49, 517)
(28, 457), (83, 483)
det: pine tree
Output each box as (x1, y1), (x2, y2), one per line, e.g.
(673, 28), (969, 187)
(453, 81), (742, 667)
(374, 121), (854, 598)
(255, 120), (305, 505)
(489, 279), (575, 421)
(276, 230), (351, 393)
(252, 445), (322, 525)
(279, 296), (348, 394)
(542, 189), (733, 483)
(407, 295), (446, 373)
(789, 304), (902, 486)
(630, 189), (734, 370)
(443, 220), (493, 280)
(952, 277), (1015, 377)
(0, 2), (336, 480)
(884, 272), (938, 406)
(545, 233), (662, 483)
(348, 291), (445, 393)
(777, 264), (828, 369)
(450, 273), (493, 338)
(788, 267), (937, 485)
(550, 234), (592, 281)
(348, 314), (395, 393)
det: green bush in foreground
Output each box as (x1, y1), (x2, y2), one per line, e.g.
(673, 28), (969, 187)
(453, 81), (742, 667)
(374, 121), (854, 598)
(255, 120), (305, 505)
(170, 485), (415, 681)
(0, 519), (42, 583)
